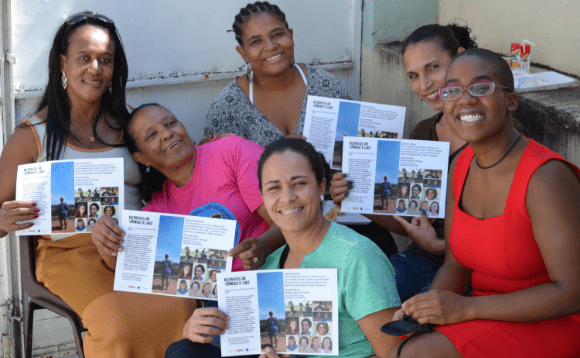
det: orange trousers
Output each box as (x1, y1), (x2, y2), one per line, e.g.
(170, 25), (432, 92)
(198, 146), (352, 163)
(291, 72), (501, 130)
(36, 234), (196, 357)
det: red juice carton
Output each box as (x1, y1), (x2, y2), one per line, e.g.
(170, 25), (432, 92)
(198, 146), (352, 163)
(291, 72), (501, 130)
(510, 40), (535, 76)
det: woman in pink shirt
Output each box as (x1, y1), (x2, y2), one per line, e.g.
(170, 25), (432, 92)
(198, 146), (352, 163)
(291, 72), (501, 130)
(91, 103), (284, 272)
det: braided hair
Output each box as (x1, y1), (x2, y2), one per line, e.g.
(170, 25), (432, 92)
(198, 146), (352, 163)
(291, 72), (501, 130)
(232, 1), (289, 46)
(402, 23), (478, 57)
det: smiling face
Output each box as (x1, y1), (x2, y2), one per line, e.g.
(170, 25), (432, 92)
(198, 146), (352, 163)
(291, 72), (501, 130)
(426, 189), (436, 200)
(104, 206), (113, 216)
(210, 271), (217, 282)
(290, 320), (297, 331)
(312, 337), (320, 349)
(191, 282), (199, 294)
(300, 337), (308, 348)
(183, 265), (191, 276)
(323, 338), (331, 349)
(404, 41), (455, 111)
(317, 323), (327, 335)
(236, 14), (294, 77)
(60, 26), (114, 106)
(194, 266), (203, 279)
(398, 201), (406, 210)
(431, 202), (439, 212)
(421, 201), (429, 211)
(89, 204), (98, 216)
(130, 106), (196, 175)
(203, 283), (211, 295)
(179, 282), (186, 290)
(261, 151), (325, 235)
(401, 185), (408, 196)
(412, 185), (420, 197)
(289, 337), (295, 346)
(443, 57), (517, 144)
(78, 205), (86, 215)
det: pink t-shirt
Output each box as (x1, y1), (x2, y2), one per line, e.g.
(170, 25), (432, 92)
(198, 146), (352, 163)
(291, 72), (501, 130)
(143, 136), (269, 271)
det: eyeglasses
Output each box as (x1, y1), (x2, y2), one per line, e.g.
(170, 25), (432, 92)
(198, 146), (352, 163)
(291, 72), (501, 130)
(439, 82), (511, 101)
(66, 11), (114, 25)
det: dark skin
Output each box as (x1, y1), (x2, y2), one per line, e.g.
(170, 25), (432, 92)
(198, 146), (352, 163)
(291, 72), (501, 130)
(91, 106), (284, 271)
(388, 57), (580, 358)
(329, 40), (469, 256)
(235, 14), (307, 139)
(0, 26), (121, 239)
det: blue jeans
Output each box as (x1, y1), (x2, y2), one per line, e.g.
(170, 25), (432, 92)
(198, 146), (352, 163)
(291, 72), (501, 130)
(389, 249), (443, 302)
(165, 339), (261, 358)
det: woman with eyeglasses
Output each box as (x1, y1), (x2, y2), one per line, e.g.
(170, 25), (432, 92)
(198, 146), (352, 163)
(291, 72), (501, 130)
(0, 12), (195, 356)
(330, 23), (480, 303)
(388, 49), (580, 358)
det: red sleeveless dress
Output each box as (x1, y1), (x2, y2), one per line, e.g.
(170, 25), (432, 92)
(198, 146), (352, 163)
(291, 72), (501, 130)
(434, 139), (580, 358)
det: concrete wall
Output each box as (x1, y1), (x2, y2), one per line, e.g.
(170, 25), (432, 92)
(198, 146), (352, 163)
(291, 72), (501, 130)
(439, 0), (580, 77)
(10, 0), (359, 144)
(360, 0), (438, 137)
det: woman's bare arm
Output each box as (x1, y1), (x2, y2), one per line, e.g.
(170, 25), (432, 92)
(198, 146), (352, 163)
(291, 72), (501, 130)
(404, 160), (580, 325)
(0, 125), (41, 237)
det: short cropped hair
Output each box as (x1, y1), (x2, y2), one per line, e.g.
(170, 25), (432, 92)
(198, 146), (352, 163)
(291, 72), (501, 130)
(448, 48), (514, 91)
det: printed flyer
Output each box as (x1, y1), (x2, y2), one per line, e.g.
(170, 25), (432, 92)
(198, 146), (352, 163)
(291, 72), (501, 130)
(15, 158), (124, 239)
(218, 269), (339, 357)
(341, 137), (450, 218)
(114, 210), (236, 301)
(303, 95), (406, 169)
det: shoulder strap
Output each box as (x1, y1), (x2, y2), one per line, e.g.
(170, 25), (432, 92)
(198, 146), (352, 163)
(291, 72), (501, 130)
(249, 64), (307, 105)
(452, 145), (474, 199)
(295, 63), (307, 85)
(507, 139), (566, 217)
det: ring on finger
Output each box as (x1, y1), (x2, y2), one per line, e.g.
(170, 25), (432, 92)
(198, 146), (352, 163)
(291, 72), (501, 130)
(253, 257), (259, 264)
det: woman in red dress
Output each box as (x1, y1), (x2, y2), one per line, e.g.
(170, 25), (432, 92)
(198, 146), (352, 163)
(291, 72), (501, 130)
(388, 49), (580, 358)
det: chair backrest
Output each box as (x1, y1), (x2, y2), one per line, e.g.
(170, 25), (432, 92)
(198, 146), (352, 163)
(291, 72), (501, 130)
(19, 236), (80, 317)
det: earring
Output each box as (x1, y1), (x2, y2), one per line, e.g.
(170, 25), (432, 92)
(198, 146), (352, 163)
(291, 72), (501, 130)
(246, 62), (253, 84)
(62, 72), (67, 90)
(320, 195), (324, 201)
(109, 81), (113, 94)
(145, 166), (150, 173)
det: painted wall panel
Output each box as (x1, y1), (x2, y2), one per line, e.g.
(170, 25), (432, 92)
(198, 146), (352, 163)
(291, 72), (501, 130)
(12, 0), (356, 92)
(439, 0), (580, 76)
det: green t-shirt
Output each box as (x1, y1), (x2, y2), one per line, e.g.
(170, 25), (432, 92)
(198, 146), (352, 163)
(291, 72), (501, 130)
(261, 222), (400, 357)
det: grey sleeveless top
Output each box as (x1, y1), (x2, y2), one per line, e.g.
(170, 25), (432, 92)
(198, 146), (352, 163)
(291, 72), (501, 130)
(27, 116), (143, 211)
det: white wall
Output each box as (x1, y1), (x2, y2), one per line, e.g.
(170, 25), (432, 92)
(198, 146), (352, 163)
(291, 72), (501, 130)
(439, 0), (580, 76)
(12, 0), (359, 143)
(6, 1), (360, 354)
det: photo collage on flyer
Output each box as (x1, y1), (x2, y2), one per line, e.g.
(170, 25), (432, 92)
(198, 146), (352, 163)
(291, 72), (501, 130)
(284, 300), (334, 354)
(394, 169), (442, 217)
(72, 187), (120, 234)
(154, 245), (227, 300)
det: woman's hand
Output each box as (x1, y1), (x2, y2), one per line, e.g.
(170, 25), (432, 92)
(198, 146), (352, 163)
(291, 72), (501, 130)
(259, 347), (291, 358)
(402, 290), (472, 325)
(91, 215), (125, 256)
(330, 172), (352, 205)
(390, 307), (406, 322)
(198, 133), (236, 146)
(228, 237), (267, 270)
(182, 307), (230, 344)
(0, 200), (38, 233)
(392, 214), (445, 255)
